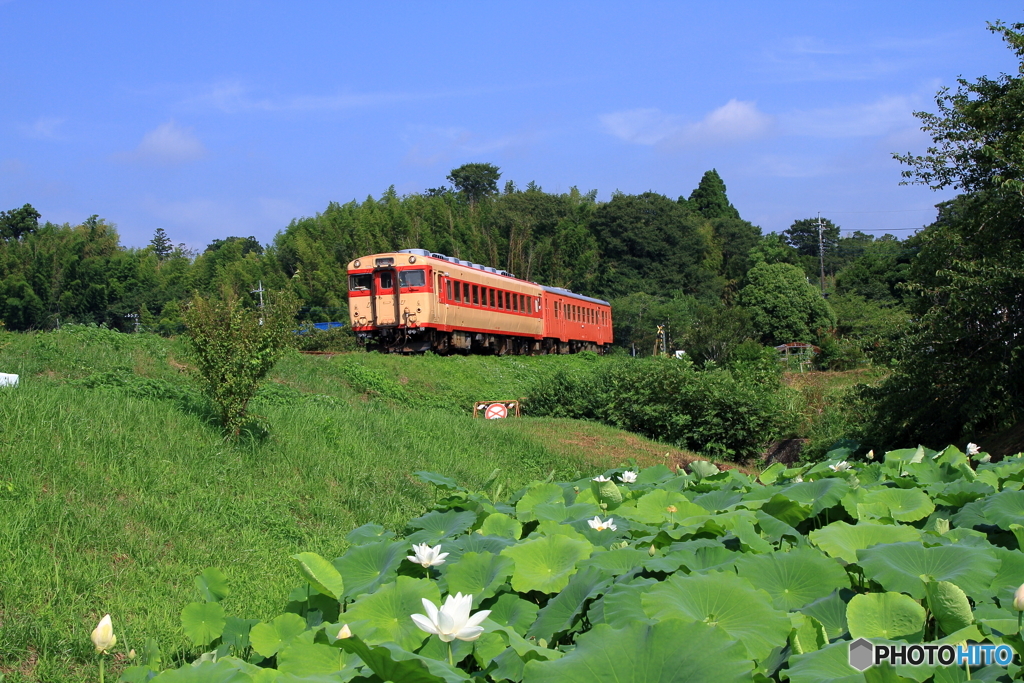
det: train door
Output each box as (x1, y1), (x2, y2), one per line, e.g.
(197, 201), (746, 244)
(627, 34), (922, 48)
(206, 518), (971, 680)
(373, 269), (399, 326)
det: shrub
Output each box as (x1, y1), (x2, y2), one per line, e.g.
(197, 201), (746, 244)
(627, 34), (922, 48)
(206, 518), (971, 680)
(181, 289), (299, 435)
(526, 356), (797, 461)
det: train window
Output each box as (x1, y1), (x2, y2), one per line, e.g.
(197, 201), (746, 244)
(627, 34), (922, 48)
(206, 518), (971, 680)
(504, 291), (510, 310)
(489, 288), (495, 307)
(554, 301), (558, 318)
(463, 282), (469, 302)
(497, 289), (503, 309)
(519, 294), (525, 312)
(511, 294), (518, 312)
(399, 269), (425, 288)
(446, 280), (452, 300)
(379, 272), (393, 289)
(349, 274), (371, 290)
(453, 280), (461, 302)
(472, 285), (479, 305)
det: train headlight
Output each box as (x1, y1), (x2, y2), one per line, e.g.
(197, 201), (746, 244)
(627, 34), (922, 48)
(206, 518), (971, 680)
(409, 255), (417, 263)
(353, 259), (361, 268)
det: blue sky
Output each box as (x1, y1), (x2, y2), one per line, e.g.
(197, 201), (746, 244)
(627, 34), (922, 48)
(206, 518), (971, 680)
(2, 2), (1021, 250)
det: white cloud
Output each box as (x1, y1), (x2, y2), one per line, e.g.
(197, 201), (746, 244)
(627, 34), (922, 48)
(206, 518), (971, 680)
(17, 116), (66, 140)
(402, 125), (541, 167)
(600, 100), (774, 147)
(781, 94), (922, 138)
(185, 80), (421, 114)
(124, 121), (207, 165)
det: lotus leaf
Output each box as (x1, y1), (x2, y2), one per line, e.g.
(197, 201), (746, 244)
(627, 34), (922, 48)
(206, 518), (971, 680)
(487, 593), (540, 635)
(346, 523), (397, 546)
(336, 632), (469, 683)
(624, 488), (706, 525)
(276, 639), (353, 676)
(577, 547), (647, 576)
(180, 601), (226, 647)
(333, 539), (407, 600)
(441, 551), (514, 607)
(406, 510), (478, 545)
(596, 578), (658, 628)
(857, 541), (999, 600)
(799, 591), (850, 640)
(479, 512), (522, 540)
(809, 521), (920, 564)
(641, 571), (791, 661)
(291, 552), (344, 600)
(783, 640), (900, 683)
(923, 580), (974, 636)
(515, 483), (566, 522)
(413, 471), (465, 491)
(248, 612), (306, 657)
(862, 487), (935, 522)
(501, 534), (593, 594)
(522, 619), (751, 683)
(689, 460), (720, 479)
(979, 490), (1024, 530)
(788, 613), (827, 654)
(693, 489), (743, 512)
(527, 566), (612, 640)
(846, 591), (926, 641)
(343, 576), (441, 652)
(194, 567), (230, 603)
(735, 547), (850, 611)
(780, 478), (850, 516)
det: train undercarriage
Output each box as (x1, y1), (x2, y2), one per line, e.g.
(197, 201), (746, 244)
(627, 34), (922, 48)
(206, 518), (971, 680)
(357, 326), (605, 355)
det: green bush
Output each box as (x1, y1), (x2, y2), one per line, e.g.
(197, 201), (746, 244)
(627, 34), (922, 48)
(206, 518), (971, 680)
(526, 355), (796, 461)
(181, 290), (299, 435)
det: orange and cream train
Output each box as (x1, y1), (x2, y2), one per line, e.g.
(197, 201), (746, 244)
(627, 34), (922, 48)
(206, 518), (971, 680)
(347, 249), (612, 354)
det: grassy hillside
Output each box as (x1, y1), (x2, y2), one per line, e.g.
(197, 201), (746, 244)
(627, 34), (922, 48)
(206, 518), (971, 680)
(0, 329), (705, 681)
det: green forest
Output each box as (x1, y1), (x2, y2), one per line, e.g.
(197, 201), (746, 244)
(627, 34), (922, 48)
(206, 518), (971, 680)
(2, 24), (1023, 455)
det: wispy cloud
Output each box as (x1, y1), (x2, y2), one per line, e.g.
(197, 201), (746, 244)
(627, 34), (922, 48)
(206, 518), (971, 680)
(119, 120), (207, 165)
(402, 125), (542, 167)
(20, 117), (66, 140)
(781, 94), (921, 138)
(600, 100), (774, 147)
(758, 33), (958, 83)
(183, 80), (419, 114)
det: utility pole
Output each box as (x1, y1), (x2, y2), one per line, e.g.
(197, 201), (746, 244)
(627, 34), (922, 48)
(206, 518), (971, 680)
(251, 280), (266, 309)
(817, 212), (826, 295)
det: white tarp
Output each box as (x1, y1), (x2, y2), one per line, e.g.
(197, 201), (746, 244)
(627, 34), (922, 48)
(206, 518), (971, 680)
(0, 373), (19, 387)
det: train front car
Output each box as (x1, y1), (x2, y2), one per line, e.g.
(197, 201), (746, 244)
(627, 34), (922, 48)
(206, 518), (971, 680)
(347, 248), (612, 354)
(347, 249), (437, 353)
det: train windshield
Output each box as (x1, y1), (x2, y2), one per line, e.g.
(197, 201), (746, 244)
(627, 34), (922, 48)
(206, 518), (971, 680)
(399, 269), (425, 288)
(348, 274), (372, 290)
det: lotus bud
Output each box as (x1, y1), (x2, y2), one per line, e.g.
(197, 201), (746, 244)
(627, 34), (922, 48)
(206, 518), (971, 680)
(648, 544), (657, 557)
(1013, 584), (1024, 611)
(866, 450), (874, 460)
(128, 649), (136, 660)
(338, 623), (352, 639)
(91, 614), (116, 653)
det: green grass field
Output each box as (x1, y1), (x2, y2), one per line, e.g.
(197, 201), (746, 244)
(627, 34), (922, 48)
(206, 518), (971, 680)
(0, 329), (710, 681)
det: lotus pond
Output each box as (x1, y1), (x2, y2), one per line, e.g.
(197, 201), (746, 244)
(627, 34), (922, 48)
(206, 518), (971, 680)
(120, 445), (1024, 682)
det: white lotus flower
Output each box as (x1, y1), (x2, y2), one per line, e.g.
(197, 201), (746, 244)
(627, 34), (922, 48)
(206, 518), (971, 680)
(1013, 584), (1024, 611)
(619, 471), (638, 483)
(411, 593), (490, 642)
(967, 443), (981, 456)
(337, 623), (352, 639)
(829, 461), (851, 472)
(587, 516), (617, 531)
(592, 475), (612, 482)
(866, 450), (874, 460)
(793, 476), (803, 483)
(408, 543), (449, 568)
(980, 454), (991, 463)
(91, 614), (116, 653)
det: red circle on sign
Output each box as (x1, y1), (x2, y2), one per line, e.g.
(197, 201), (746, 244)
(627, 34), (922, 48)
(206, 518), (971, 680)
(485, 403), (508, 419)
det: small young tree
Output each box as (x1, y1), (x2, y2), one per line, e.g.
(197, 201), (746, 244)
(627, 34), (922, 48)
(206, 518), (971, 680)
(181, 288), (298, 436)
